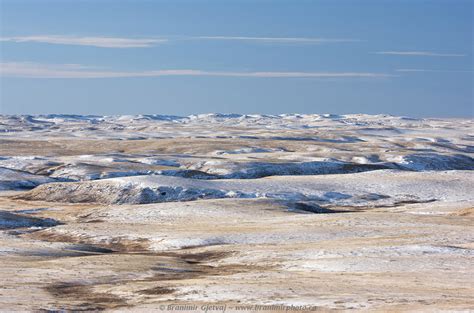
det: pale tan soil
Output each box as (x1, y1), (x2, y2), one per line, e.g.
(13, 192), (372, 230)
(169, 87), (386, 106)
(0, 195), (472, 312)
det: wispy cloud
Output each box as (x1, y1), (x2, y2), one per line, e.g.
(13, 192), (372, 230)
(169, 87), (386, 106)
(375, 51), (466, 57)
(396, 69), (473, 73)
(192, 36), (361, 43)
(0, 36), (167, 48)
(0, 35), (361, 48)
(0, 62), (393, 79)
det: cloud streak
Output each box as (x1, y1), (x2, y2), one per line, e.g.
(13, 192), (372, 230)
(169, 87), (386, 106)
(192, 36), (361, 43)
(1, 35), (361, 48)
(396, 69), (473, 73)
(0, 62), (393, 79)
(376, 51), (466, 57)
(0, 36), (168, 48)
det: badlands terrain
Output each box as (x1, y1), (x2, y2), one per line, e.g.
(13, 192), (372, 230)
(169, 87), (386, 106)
(0, 113), (473, 312)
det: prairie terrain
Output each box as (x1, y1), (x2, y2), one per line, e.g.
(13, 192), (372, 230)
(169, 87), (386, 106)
(0, 114), (472, 311)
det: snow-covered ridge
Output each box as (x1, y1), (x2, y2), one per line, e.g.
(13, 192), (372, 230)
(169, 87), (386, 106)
(0, 152), (472, 185)
(0, 167), (57, 190)
(17, 170), (473, 205)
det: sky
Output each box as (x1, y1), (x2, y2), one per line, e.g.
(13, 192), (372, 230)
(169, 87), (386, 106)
(0, 0), (472, 117)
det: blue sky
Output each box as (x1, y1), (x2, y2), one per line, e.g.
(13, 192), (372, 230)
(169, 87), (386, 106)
(0, 0), (472, 117)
